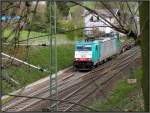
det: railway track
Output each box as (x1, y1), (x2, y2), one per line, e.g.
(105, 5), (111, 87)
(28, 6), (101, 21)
(2, 46), (141, 112)
(2, 68), (76, 111)
(24, 47), (141, 111)
(2, 49), (118, 111)
(56, 47), (141, 111)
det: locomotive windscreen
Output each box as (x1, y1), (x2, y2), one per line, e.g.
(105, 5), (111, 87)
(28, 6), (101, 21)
(76, 46), (92, 51)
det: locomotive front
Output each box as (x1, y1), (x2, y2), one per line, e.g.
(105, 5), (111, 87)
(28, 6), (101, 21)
(74, 42), (93, 70)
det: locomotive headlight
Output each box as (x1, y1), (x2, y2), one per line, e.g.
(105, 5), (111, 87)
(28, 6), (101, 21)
(87, 58), (92, 61)
(75, 58), (79, 61)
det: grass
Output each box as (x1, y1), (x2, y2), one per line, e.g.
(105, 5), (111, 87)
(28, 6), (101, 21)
(28, 45), (74, 70)
(88, 67), (144, 112)
(2, 44), (74, 93)
(3, 29), (46, 41)
(2, 27), (74, 97)
(2, 28), (75, 93)
(3, 29), (72, 45)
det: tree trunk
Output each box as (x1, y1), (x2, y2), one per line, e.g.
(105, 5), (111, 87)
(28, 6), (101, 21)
(139, 1), (149, 111)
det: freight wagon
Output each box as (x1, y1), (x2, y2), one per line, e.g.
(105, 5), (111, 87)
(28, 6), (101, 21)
(74, 33), (121, 70)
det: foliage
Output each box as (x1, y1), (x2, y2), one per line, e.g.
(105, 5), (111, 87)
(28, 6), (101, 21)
(3, 29), (70, 45)
(88, 67), (144, 111)
(57, 18), (84, 40)
(57, 19), (76, 40)
(30, 12), (47, 32)
(3, 44), (74, 93)
(57, 1), (70, 17)
(3, 29), (48, 42)
(69, 5), (83, 26)
(75, 22), (84, 38)
(83, 1), (95, 9)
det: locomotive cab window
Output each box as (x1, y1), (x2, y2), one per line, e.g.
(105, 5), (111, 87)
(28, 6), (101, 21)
(76, 46), (92, 51)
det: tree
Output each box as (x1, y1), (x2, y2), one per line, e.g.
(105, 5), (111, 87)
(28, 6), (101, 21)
(70, 1), (149, 111)
(70, 1), (138, 40)
(139, 1), (149, 111)
(57, 1), (70, 17)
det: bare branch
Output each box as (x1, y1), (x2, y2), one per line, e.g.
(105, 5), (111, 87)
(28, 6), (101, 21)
(17, 25), (114, 43)
(70, 1), (128, 34)
(118, 2), (128, 26)
(126, 2), (138, 36)
(100, 1), (125, 30)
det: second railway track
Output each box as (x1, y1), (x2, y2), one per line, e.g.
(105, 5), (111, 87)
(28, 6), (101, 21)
(2, 46), (141, 112)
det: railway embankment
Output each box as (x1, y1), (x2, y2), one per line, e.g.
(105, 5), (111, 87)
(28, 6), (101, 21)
(87, 67), (144, 111)
(3, 44), (74, 93)
(2, 46), (142, 112)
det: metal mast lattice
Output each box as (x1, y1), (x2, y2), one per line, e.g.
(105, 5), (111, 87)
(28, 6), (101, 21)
(49, 0), (58, 111)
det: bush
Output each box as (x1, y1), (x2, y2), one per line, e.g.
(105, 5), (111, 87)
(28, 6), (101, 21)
(61, 20), (76, 40)
(57, 19), (84, 40)
(75, 22), (84, 39)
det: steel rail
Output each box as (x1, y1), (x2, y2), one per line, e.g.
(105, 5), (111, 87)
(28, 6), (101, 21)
(51, 49), (140, 111)
(2, 70), (76, 111)
(63, 57), (141, 111)
(63, 87), (98, 111)
(10, 67), (109, 111)
(2, 47), (140, 111)
(3, 49), (138, 111)
(3, 55), (139, 111)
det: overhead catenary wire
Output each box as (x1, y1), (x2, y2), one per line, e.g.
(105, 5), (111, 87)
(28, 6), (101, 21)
(2, 93), (99, 112)
(1, 1), (141, 111)
(17, 26), (114, 43)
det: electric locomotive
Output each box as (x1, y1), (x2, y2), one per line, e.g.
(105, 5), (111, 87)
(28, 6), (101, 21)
(73, 33), (121, 70)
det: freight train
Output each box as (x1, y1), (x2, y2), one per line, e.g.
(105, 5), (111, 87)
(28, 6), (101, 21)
(73, 33), (121, 70)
